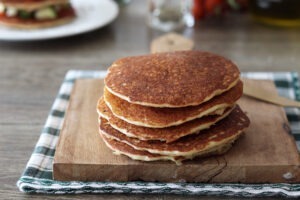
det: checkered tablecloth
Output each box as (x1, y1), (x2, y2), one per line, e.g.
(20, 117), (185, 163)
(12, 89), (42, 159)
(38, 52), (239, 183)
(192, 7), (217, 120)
(17, 70), (300, 197)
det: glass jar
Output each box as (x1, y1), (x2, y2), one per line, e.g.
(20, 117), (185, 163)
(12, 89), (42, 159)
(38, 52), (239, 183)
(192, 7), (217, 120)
(148, 0), (194, 32)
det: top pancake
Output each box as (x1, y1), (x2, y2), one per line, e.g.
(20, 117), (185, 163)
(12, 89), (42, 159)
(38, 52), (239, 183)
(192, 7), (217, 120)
(105, 51), (240, 107)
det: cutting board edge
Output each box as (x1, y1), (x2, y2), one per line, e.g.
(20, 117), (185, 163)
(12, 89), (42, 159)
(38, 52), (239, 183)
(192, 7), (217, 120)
(53, 161), (300, 183)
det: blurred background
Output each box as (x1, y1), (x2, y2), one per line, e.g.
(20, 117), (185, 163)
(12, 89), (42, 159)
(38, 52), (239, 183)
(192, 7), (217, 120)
(1, 0), (300, 199)
(1, 0), (299, 76)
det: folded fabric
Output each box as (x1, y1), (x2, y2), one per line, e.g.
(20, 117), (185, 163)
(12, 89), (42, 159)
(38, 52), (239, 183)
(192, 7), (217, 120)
(17, 70), (300, 197)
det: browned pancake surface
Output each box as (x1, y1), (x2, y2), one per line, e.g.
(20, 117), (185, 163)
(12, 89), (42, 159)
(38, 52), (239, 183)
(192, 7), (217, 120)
(103, 81), (243, 128)
(98, 97), (233, 143)
(105, 51), (240, 107)
(99, 105), (250, 156)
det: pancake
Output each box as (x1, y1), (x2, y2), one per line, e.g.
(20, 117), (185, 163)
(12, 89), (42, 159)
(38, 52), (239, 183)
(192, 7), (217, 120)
(105, 51), (240, 107)
(100, 132), (183, 165)
(103, 80), (243, 128)
(100, 131), (233, 165)
(99, 105), (250, 157)
(98, 97), (234, 143)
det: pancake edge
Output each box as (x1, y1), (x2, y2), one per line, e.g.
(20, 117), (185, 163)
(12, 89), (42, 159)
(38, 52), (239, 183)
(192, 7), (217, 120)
(104, 94), (233, 128)
(97, 101), (235, 143)
(105, 77), (240, 108)
(100, 131), (233, 165)
(99, 121), (245, 157)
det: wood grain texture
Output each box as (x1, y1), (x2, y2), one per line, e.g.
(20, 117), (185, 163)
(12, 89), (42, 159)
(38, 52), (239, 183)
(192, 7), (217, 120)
(1, 0), (300, 199)
(53, 79), (300, 183)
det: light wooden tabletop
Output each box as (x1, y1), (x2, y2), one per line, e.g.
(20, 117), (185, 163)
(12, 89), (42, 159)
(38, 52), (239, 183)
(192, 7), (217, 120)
(1, 1), (300, 199)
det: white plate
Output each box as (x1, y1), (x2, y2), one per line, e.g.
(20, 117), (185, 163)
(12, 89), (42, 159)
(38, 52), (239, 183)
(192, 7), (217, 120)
(0, 0), (119, 41)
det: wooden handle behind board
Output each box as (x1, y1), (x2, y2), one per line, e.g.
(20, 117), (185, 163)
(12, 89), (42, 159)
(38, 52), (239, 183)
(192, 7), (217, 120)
(150, 32), (194, 53)
(242, 78), (300, 108)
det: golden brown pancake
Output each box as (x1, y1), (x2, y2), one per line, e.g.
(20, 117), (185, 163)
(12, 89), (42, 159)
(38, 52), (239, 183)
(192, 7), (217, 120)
(103, 81), (243, 128)
(100, 131), (233, 165)
(105, 51), (240, 107)
(100, 132), (183, 165)
(98, 97), (234, 143)
(99, 105), (250, 157)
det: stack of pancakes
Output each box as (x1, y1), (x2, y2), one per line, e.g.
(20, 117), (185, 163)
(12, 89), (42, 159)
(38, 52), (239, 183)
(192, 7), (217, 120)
(97, 51), (250, 165)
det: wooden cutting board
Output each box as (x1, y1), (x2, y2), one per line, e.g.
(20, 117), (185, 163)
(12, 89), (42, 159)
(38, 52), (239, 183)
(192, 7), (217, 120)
(53, 79), (300, 183)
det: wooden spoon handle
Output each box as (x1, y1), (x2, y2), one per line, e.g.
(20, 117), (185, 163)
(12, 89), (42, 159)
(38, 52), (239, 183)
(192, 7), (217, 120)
(242, 78), (300, 108)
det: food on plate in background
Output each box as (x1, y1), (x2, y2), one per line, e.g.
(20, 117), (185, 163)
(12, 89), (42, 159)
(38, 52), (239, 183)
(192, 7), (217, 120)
(0, 0), (76, 29)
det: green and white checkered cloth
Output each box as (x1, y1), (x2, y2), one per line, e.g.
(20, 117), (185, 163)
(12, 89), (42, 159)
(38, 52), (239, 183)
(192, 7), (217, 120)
(17, 70), (300, 197)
